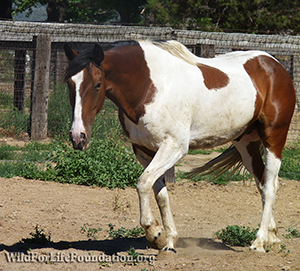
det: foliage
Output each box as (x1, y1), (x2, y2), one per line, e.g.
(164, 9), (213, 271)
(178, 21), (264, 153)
(283, 227), (300, 239)
(143, 0), (300, 34)
(215, 225), (258, 247)
(12, 0), (146, 23)
(80, 224), (102, 239)
(47, 138), (142, 188)
(143, 0), (215, 30)
(21, 225), (51, 245)
(0, 50), (14, 83)
(47, 84), (72, 139)
(187, 149), (215, 155)
(279, 244), (290, 256)
(211, 0), (300, 34)
(127, 247), (140, 263)
(107, 223), (145, 239)
(280, 143), (300, 180)
(0, 108), (30, 137)
(177, 169), (251, 185)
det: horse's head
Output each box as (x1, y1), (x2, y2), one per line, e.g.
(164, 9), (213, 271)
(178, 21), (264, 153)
(64, 43), (106, 150)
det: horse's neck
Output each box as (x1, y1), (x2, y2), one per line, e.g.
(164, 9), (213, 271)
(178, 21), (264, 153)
(103, 47), (155, 124)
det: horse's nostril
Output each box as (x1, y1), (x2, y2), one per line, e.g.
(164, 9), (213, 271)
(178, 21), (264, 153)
(80, 132), (86, 140)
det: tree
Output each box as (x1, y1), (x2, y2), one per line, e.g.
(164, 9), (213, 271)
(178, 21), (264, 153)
(0, 0), (13, 19)
(99, 0), (146, 24)
(143, 0), (215, 30)
(211, 0), (300, 34)
(143, 0), (300, 34)
(13, 0), (67, 22)
(12, 0), (146, 23)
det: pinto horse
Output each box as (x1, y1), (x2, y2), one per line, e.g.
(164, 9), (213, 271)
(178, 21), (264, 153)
(64, 40), (296, 253)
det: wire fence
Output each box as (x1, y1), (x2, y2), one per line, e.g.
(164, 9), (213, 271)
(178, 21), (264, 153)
(0, 20), (300, 142)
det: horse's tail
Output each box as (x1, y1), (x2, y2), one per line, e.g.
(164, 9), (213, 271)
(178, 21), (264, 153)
(188, 145), (244, 181)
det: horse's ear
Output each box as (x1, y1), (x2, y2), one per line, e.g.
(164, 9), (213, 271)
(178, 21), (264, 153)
(92, 43), (104, 67)
(64, 43), (78, 61)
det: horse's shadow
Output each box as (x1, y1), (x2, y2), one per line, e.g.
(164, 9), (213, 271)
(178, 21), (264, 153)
(0, 236), (234, 255)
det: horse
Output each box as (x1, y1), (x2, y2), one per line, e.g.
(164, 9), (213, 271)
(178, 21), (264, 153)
(63, 39), (296, 254)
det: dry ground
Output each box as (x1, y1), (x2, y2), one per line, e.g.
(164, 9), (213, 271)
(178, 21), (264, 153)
(0, 112), (299, 271)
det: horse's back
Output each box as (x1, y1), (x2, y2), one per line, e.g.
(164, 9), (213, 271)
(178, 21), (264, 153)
(129, 43), (295, 150)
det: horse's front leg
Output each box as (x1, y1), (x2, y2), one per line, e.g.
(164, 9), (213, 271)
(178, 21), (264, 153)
(136, 142), (186, 252)
(152, 176), (178, 252)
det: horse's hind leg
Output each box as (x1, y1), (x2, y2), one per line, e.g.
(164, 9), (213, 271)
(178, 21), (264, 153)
(233, 129), (281, 252)
(133, 144), (179, 252)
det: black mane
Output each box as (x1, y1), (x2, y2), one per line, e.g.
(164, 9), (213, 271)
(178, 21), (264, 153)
(65, 40), (139, 80)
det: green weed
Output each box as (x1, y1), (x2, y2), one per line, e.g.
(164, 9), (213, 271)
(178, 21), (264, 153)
(283, 226), (300, 239)
(280, 143), (300, 180)
(215, 225), (258, 247)
(279, 244), (290, 256)
(187, 149), (214, 155)
(107, 223), (145, 239)
(127, 247), (140, 265)
(177, 169), (251, 185)
(80, 224), (102, 239)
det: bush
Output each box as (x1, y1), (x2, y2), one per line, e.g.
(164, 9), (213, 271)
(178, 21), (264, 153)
(47, 138), (143, 188)
(215, 225), (258, 247)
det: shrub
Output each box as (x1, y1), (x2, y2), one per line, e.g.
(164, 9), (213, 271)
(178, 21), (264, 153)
(215, 225), (258, 247)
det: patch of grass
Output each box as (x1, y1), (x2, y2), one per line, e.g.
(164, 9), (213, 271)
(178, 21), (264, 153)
(177, 169), (251, 185)
(47, 84), (72, 140)
(187, 149), (214, 155)
(278, 244), (290, 256)
(127, 247), (140, 265)
(80, 224), (102, 240)
(280, 143), (300, 180)
(47, 138), (143, 188)
(215, 225), (258, 247)
(107, 223), (145, 239)
(0, 136), (143, 189)
(283, 226), (300, 239)
(0, 106), (30, 136)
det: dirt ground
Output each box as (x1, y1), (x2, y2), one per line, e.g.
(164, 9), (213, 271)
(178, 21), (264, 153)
(0, 113), (299, 271)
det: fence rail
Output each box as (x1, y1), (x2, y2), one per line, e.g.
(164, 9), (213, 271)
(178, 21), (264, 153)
(0, 20), (300, 140)
(2, 21), (300, 54)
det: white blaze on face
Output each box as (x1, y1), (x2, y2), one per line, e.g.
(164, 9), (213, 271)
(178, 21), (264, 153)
(70, 71), (85, 136)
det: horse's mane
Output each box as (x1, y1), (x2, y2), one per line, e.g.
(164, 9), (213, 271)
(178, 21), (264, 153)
(65, 40), (139, 80)
(65, 40), (197, 80)
(151, 40), (198, 66)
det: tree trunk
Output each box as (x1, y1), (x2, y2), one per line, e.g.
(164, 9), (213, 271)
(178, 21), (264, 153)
(0, 0), (12, 19)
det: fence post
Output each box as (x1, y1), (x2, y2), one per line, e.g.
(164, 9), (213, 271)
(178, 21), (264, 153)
(195, 44), (215, 58)
(292, 54), (300, 111)
(30, 35), (51, 140)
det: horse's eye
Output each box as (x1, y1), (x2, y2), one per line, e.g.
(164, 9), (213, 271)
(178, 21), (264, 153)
(94, 83), (102, 91)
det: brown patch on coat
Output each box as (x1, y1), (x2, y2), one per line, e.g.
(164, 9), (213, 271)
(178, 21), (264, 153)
(243, 55), (296, 160)
(197, 63), (229, 90)
(103, 45), (156, 124)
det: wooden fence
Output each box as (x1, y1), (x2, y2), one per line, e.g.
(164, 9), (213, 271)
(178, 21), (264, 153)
(0, 21), (300, 140)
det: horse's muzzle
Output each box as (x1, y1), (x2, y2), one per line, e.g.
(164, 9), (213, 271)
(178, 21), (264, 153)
(69, 130), (88, 150)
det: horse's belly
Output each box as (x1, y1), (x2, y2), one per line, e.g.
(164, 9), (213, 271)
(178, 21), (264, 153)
(189, 109), (254, 149)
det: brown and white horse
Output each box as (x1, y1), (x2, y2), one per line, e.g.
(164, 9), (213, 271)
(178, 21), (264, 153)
(64, 40), (296, 253)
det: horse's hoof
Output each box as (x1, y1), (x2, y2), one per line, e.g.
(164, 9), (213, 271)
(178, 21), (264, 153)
(162, 247), (177, 253)
(147, 228), (167, 250)
(156, 248), (178, 260)
(249, 245), (266, 253)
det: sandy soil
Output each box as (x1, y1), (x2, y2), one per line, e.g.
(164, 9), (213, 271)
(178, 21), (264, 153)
(0, 112), (299, 271)
(0, 162), (300, 270)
